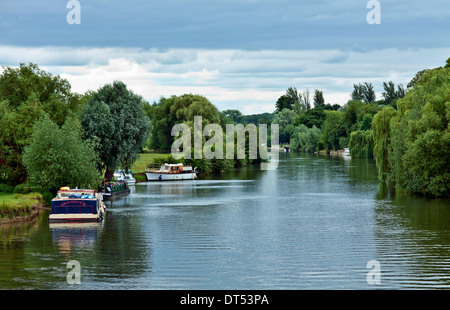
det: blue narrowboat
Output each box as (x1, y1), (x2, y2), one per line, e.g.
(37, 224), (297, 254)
(49, 187), (106, 223)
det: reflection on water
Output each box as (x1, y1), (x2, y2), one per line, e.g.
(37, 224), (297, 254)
(0, 153), (449, 289)
(50, 223), (103, 255)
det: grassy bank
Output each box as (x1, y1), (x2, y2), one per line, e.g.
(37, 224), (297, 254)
(132, 153), (171, 173)
(0, 192), (43, 222)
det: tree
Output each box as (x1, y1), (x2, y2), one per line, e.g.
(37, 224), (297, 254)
(275, 95), (292, 113)
(352, 82), (376, 103)
(348, 130), (374, 158)
(302, 88), (311, 110)
(290, 124), (321, 153)
(382, 81), (406, 106)
(362, 82), (376, 103)
(313, 89), (325, 108)
(273, 108), (297, 143)
(372, 106), (397, 180)
(149, 94), (220, 151)
(221, 109), (242, 123)
(0, 63), (86, 184)
(275, 87), (302, 113)
(351, 84), (364, 101)
(373, 61), (449, 197)
(81, 81), (151, 182)
(22, 114), (99, 190)
(320, 110), (346, 151)
(294, 108), (326, 129)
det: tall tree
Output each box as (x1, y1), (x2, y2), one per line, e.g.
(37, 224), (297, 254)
(362, 82), (376, 103)
(275, 87), (303, 113)
(0, 63), (86, 184)
(81, 81), (151, 182)
(382, 81), (405, 106)
(352, 82), (376, 103)
(373, 61), (450, 197)
(149, 94), (221, 151)
(302, 88), (311, 110)
(22, 114), (99, 190)
(313, 89), (325, 108)
(275, 95), (292, 113)
(351, 84), (364, 101)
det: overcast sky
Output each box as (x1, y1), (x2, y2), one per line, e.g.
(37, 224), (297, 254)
(0, 0), (449, 114)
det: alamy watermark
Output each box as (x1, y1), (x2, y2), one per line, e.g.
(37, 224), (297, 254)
(366, 260), (381, 285)
(367, 0), (381, 24)
(171, 116), (279, 170)
(67, 260), (81, 284)
(66, 0), (81, 24)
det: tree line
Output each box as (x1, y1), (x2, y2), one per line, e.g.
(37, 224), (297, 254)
(1, 58), (448, 200)
(272, 58), (449, 198)
(0, 64), (150, 201)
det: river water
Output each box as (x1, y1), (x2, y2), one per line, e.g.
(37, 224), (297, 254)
(1, 153), (450, 289)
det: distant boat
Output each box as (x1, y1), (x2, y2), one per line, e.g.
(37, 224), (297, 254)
(113, 169), (136, 185)
(101, 181), (131, 201)
(343, 148), (350, 156)
(146, 163), (198, 181)
(49, 187), (106, 223)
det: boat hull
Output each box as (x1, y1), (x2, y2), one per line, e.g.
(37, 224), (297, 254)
(102, 188), (131, 201)
(49, 198), (105, 222)
(146, 172), (197, 181)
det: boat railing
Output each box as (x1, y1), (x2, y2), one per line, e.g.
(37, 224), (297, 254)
(145, 163), (164, 171)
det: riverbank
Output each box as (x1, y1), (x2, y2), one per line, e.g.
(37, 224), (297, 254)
(0, 193), (45, 225)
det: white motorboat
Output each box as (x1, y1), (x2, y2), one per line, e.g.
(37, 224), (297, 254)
(113, 169), (136, 185)
(145, 163), (198, 181)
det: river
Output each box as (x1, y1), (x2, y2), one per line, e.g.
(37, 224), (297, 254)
(1, 153), (450, 289)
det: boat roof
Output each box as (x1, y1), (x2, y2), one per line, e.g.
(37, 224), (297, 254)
(58, 187), (95, 193)
(161, 163), (190, 166)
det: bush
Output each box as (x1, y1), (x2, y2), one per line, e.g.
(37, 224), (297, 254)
(0, 183), (14, 193)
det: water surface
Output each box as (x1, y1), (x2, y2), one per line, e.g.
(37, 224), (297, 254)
(1, 153), (449, 289)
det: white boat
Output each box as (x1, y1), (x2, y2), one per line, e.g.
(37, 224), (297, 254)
(49, 187), (106, 223)
(343, 148), (350, 156)
(113, 169), (136, 185)
(145, 163), (198, 181)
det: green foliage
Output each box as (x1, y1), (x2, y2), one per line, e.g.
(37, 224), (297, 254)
(295, 108), (326, 129)
(320, 110), (346, 151)
(372, 106), (397, 180)
(348, 130), (374, 158)
(272, 108), (297, 143)
(352, 82), (376, 103)
(81, 81), (151, 181)
(341, 100), (381, 136)
(290, 125), (321, 153)
(0, 64), (86, 184)
(382, 81), (406, 107)
(22, 114), (100, 190)
(149, 94), (220, 150)
(372, 63), (450, 197)
(313, 89), (325, 108)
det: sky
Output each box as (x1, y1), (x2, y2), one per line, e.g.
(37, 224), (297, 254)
(0, 0), (449, 114)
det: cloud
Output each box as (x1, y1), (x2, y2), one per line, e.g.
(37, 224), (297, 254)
(2, 45), (448, 115)
(0, 0), (449, 50)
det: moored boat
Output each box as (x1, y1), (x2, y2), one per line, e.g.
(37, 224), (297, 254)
(49, 187), (106, 223)
(145, 163), (198, 181)
(113, 169), (136, 185)
(101, 181), (131, 201)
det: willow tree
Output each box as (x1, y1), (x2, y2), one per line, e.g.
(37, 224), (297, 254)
(372, 60), (449, 197)
(372, 106), (397, 180)
(81, 81), (151, 182)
